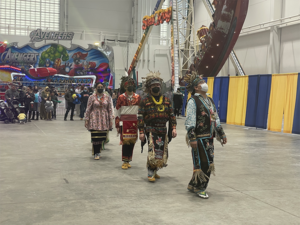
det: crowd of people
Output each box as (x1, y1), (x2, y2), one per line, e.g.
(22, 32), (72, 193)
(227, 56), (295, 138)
(5, 84), (60, 122)
(4, 83), (119, 123)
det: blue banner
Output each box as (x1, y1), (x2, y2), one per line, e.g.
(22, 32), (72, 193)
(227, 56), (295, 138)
(212, 77), (222, 113)
(292, 74), (300, 134)
(255, 75), (272, 129)
(219, 77), (229, 122)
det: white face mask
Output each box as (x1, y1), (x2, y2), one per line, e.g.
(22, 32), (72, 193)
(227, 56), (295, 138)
(200, 83), (208, 93)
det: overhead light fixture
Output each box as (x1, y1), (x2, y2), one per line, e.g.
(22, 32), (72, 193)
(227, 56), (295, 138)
(211, 56), (214, 58)
(94, 42), (100, 46)
(4, 40), (8, 44)
(206, 66), (209, 68)
(216, 44), (219, 46)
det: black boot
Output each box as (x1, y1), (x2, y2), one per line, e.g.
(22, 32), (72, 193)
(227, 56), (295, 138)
(70, 109), (74, 121)
(28, 111), (32, 122)
(36, 112), (39, 120)
(64, 111), (68, 121)
(31, 111), (35, 120)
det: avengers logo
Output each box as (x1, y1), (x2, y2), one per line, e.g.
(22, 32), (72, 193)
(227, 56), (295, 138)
(0, 49), (39, 65)
(30, 29), (74, 42)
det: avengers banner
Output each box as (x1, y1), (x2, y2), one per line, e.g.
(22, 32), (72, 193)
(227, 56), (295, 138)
(0, 42), (112, 83)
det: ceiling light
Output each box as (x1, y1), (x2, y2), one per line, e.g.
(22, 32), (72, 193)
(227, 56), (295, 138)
(4, 41), (8, 44)
(216, 44), (219, 46)
(211, 56), (214, 58)
(206, 66), (209, 68)
(94, 42), (100, 46)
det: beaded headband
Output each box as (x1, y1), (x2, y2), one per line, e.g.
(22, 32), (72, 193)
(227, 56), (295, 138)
(183, 71), (205, 92)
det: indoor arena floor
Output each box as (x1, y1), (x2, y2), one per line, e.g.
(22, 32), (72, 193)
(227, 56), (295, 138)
(0, 116), (300, 225)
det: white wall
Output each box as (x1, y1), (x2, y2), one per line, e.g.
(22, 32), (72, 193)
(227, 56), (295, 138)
(226, 31), (270, 76)
(280, 24), (300, 73)
(194, 0), (211, 29)
(243, 0), (272, 27)
(283, 0), (300, 17)
(66, 0), (133, 41)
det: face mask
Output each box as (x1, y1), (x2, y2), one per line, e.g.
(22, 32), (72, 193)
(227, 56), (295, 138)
(127, 86), (134, 92)
(200, 83), (209, 93)
(152, 87), (160, 94)
(97, 88), (103, 94)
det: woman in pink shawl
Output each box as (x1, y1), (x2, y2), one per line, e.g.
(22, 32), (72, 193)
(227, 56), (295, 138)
(85, 82), (113, 160)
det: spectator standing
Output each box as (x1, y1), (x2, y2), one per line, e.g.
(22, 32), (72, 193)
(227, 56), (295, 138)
(64, 86), (76, 121)
(44, 97), (54, 121)
(80, 87), (90, 120)
(5, 83), (19, 101)
(173, 88), (183, 117)
(18, 86), (26, 106)
(24, 86), (35, 122)
(75, 85), (82, 116)
(40, 86), (50, 120)
(31, 88), (41, 120)
(50, 91), (61, 120)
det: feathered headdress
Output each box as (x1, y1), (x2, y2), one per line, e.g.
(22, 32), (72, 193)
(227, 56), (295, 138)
(184, 71), (205, 92)
(145, 70), (163, 89)
(120, 76), (136, 93)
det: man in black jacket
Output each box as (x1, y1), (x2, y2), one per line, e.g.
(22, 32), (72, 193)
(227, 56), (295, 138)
(64, 86), (76, 121)
(80, 86), (90, 120)
(173, 88), (183, 117)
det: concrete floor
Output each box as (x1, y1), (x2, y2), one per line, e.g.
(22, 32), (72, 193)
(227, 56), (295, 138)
(0, 116), (300, 225)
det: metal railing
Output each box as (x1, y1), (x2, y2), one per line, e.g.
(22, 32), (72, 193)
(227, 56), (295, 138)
(240, 14), (300, 35)
(0, 24), (171, 44)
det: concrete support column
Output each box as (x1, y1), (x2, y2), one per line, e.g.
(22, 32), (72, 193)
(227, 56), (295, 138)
(267, 0), (283, 74)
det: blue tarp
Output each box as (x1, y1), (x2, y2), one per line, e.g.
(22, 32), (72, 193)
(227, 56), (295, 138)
(212, 77), (222, 114)
(292, 74), (300, 134)
(255, 75), (272, 129)
(219, 77), (229, 122)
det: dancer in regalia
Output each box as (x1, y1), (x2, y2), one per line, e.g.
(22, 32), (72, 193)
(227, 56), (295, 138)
(184, 72), (227, 199)
(115, 77), (141, 169)
(138, 71), (177, 182)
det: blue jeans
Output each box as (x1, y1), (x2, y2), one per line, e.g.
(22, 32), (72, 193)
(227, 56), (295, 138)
(80, 102), (87, 118)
